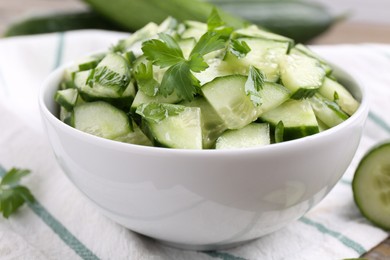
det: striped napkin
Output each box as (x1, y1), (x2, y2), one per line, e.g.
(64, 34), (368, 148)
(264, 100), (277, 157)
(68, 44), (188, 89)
(0, 30), (389, 260)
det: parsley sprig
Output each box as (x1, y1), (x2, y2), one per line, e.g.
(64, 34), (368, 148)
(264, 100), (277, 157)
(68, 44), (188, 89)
(141, 11), (227, 102)
(0, 168), (34, 218)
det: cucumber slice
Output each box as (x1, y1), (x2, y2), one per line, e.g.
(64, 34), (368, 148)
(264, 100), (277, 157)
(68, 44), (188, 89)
(55, 88), (78, 111)
(260, 99), (319, 141)
(114, 119), (153, 146)
(309, 94), (349, 128)
(73, 101), (131, 140)
(258, 82), (291, 114)
(131, 90), (181, 112)
(136, 103), (202, 149)
(181, 97), (227, 149)
(319, 77), (359, 116)
(290, 44), (332, 75)
(201, 75), (258, 129)
(233, 25), (293, 44)
(222, 37), (289, 82)
(279, 53), (326, 99)
(353, 142), (390, 230)
(216, 123), (270, 149)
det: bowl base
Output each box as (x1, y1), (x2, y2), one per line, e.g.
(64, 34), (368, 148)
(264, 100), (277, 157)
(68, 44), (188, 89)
(157, 237), (257, 251)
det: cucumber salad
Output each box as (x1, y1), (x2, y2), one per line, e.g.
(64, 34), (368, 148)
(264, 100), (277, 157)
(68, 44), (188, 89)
(55, 10), (359, 150)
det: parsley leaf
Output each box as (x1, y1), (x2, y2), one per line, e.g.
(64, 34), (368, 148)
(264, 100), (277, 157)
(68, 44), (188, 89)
(207, 7), (224, 31)
(190, 31), (226, 57)
(134, 61), (159, 96)
(229, 39), (251, 58)
(188, 53), (209, 73)
(0, 168), (34, 218)
(245, 66), (265, 106)
(160, 61), (200, 100)
(87, 66), (130, 93)
(136, 102), (185, 123)
(142, 34), (184, 68)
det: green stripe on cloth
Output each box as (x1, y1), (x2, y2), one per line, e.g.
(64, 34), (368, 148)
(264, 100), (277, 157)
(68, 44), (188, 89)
(0, 165), (100, 260)
(299, 217), (366, 255)
(368, 111), (390, 134)
(53, 32), (65, 69)
(204, 251), (247, 260)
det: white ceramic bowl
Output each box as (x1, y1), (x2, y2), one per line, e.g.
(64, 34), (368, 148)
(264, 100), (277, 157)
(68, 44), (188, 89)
(39, 64), (368, 250)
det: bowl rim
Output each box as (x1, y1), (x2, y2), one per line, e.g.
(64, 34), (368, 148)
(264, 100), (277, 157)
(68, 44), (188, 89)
(39, 60), (369, 157)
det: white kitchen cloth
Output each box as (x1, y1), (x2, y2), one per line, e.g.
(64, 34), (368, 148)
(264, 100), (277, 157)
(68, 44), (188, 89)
(0, 30), (389, 260)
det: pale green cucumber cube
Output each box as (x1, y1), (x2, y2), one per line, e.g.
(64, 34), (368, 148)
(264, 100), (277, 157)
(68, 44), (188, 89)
(202, 75), (258, 130)
(216, 123), (270, 149)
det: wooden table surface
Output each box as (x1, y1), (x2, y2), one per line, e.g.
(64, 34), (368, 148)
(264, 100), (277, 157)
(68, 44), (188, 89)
(0, 1), (389, 259)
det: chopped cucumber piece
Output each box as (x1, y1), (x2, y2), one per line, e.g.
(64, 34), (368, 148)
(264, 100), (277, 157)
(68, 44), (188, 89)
(202, 75), (258, 129)
(260, 99), (319, 141)
(136, 103), (202, 149)
(233, 25), (293, 44)
(131, 90), (181, 112)
(258, 82), (291, 114)
(88, 52), (131, 94)
(73, 101), (132, 140)
(216, 123), (270, 149)
(59, 106), (73, 125)
(309, 94), (349, 128)
(114, 119), (153, 146)
(290, 44), (332, 75)
(182, 97), (227, 149)
(319, 77), (359, 116)
(353, 142), (390, 230)
(55, 88), (78, 111)
(222, 38), (289, 82)
(279, 53), (326, 99)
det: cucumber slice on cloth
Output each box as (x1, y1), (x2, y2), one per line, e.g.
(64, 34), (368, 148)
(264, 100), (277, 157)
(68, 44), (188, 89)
(352, 142), (390, 230)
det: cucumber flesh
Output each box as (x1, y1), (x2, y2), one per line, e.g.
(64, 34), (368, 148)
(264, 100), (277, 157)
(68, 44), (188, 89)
(222, 37), (289, 82)
(55, 88), (78, 111)
(73, 101), (131, 140)
(260, 99), (319, 141)
(309, 94), (349, 128)
(353, 142), (390, 230)
(319, 77), (359, 116)
(202, 75), (258, 129)
(181, 97), (227, 149)
(257, 82), (291, 114)
(291, 44), (332, 75)
(137, 103), (203, 149)
(279, 53), (326, 99)
(216, 123), (270, 149)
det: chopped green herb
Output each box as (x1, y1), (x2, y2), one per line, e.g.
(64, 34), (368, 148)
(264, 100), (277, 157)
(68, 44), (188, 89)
(87, 66), (130, 93)
(207, 7), (224, 31)
(245, 65), (265, 106)
(142, 34), (184, 68)
(160, 61), (200, 100)
(229, 39), (251, 58)
(136, 102), (185, 123)
(0, 168), (34, 218)
(190, 31), (226, 57)
(134, 61), (159, 96)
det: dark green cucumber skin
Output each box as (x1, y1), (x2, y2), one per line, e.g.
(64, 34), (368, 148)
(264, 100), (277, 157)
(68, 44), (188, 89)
(82, 0), (246, 31)
(208, 0), (335, 43)
(261, 120), (319, 142)
(5, 1), (334, 43)
(83, 0), (333, 43)
(4, 10), (125, 37)
(352, 142), (390, 230)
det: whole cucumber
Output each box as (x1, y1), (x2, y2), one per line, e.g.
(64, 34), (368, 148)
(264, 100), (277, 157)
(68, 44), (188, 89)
(4, 10), (124, 37)
(82, 0), (247, 30)
(207, 0), (335, 43)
